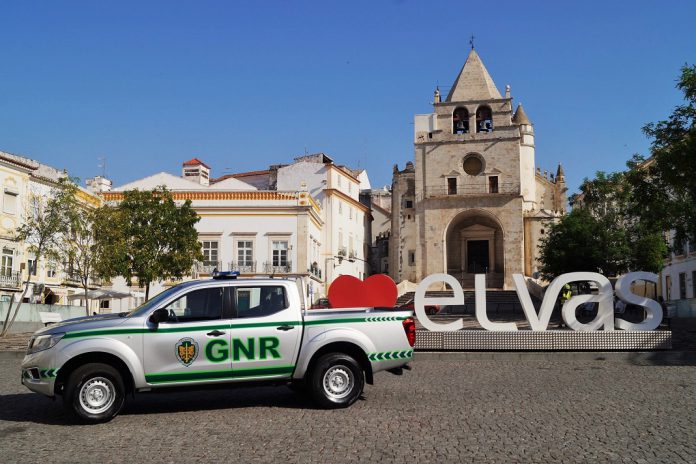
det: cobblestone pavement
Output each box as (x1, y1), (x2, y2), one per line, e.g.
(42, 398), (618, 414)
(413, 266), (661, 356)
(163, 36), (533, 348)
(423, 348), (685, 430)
(2, 357), (696, 463)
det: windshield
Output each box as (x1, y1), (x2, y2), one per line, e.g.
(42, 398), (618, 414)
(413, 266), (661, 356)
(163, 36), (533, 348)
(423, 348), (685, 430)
(126, 282), (196, 318)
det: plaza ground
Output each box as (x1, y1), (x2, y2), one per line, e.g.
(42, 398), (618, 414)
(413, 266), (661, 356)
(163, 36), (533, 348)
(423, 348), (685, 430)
(1, 356), (695, 463)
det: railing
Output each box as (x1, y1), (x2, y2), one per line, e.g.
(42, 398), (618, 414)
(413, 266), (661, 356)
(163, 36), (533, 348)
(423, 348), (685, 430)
(264, 261), (292, 274)
(228, 261), (257, 273)
(194, 261), (222, 275)
(308, 267), (322, 279)
(419, 182), (518, 199)
(0, 271), (21, 288)
(62, 271), (81, 286)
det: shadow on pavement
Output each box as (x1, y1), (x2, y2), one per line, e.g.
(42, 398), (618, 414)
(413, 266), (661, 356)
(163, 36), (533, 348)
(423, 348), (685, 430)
(0, 393), (75, 426)
(0, 385), (334, 425)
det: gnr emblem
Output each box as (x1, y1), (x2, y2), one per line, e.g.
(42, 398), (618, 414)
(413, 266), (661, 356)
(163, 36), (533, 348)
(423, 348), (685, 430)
(176, 337), (199, 367)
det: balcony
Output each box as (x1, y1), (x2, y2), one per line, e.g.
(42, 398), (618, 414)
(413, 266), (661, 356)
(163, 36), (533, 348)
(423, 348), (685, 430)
(228, 261), (257, 274)
(419, 182), (518, 200)
(308, 266), (322, 279)
(0, 271), (21, 289)
(62, 271), (82, 287)
(264, 261), (292, 274)
(195, 261), (222, 275)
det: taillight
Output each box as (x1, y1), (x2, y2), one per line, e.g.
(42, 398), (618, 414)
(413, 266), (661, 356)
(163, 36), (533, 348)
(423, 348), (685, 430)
(402, 317), (416, 347)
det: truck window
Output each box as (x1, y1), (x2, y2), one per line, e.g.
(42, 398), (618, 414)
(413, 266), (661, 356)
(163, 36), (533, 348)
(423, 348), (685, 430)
(234, 286), (288, 318)
(162, 287), (224, 322)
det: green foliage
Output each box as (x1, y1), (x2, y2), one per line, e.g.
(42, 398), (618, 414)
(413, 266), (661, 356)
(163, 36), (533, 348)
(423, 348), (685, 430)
(540, 171), (667, 280)
(96, 187), (202, 299)
(626, 64), (696, 245)
(1, 178), (78, 336)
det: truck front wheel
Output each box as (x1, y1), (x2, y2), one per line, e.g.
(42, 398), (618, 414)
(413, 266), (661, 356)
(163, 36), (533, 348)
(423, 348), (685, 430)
(64, 363), (125, 423)
(309, 353), (364, 409)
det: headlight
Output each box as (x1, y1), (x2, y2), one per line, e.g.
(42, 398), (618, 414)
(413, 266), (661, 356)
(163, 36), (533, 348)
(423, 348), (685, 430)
(27, 333), (65, 355)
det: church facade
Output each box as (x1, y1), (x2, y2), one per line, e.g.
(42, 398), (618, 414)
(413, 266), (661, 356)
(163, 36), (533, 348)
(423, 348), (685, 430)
(390, 49), (567, 289)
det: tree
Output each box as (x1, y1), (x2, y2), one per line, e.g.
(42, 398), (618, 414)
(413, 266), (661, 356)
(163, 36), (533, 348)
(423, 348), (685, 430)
(626, 64), (696, 245)
(539, 171), (666, 280)
(63, 205), (104, 316)
(1, 179), (75, 337)
(96, 187), (202, 300)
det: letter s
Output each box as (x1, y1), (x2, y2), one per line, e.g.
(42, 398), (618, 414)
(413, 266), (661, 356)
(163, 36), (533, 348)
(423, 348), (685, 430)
(615, 272), (662, 331)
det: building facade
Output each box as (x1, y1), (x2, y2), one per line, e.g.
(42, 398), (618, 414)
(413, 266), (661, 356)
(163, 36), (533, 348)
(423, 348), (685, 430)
(390, 49), (566, 289)
(106, 155), (370, 302)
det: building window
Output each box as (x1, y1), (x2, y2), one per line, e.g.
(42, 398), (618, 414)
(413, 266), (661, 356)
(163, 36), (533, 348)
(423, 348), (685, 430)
(201, 241), (219, 266)
(337, 175), (342, 188)
(476, 105), (493, 133)
(349, 207), (353, 220)
(272, 241), (288, 267)
(338, 202), (343, 215)
(237, 240), (254, 267)
(447, 178), (457, 195)
(3, 190), (18, 215)
(47, 261), (57, 278)
(453, 107), (470, 134)
(408, 250), (415, 266)
(1, 248), (14, 276)
(27, 259), (37, 276)
(405, 199), (413, 209)
(674, 238), (685, 256)
(679, 272), (687, 300)
(489, 176), (499, 194)
(665, 275), (672, 301)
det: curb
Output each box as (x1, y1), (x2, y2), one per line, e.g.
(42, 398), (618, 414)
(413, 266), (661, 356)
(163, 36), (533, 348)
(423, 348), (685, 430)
(413, 350), (696, 364)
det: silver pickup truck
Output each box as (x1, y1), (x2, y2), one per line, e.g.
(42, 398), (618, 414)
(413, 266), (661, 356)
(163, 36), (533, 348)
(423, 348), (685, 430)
(21, 274), (415, 423)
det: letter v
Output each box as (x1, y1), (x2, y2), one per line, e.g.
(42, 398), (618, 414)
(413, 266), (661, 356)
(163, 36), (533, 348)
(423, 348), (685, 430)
(512, 274), (555, 331)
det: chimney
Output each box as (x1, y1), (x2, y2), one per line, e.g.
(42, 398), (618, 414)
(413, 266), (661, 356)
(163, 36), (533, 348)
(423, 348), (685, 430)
(85, 176), (112, 193)
(182, 158), (210, 186)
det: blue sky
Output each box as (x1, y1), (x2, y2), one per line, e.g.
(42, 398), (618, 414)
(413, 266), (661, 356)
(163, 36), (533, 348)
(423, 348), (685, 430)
(0, 1), (694, 195)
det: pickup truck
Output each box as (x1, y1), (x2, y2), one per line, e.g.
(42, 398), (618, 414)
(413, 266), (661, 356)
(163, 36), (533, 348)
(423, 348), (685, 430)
(21, 274), (415, 423)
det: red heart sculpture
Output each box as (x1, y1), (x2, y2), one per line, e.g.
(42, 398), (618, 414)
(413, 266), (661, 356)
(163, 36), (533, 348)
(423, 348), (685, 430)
(328, 274), (398, 309)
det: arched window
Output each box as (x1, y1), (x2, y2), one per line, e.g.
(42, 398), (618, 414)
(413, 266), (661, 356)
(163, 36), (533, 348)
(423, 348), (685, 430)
(452, 107), (469, 134)
(476, 105), (493, 133)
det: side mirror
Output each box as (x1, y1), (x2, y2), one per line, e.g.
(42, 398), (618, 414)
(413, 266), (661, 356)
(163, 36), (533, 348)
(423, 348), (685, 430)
(149, 308), (169, 325)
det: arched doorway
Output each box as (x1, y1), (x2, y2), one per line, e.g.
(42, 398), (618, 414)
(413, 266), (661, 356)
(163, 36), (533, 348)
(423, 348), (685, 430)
(445, 209), (505, 288)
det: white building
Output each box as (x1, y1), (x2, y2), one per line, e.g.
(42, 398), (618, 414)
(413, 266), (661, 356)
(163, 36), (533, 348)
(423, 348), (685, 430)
(106, 156), (370, 302)
(661, 232), (696, 315)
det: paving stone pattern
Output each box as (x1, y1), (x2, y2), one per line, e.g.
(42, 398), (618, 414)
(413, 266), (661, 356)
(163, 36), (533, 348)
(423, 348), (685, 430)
(2, 357), (696, 463)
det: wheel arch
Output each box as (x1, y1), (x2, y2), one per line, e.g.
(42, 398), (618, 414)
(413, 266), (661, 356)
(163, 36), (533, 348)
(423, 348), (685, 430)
(55, 352), (136, 396)
(303, 341), (374, 385)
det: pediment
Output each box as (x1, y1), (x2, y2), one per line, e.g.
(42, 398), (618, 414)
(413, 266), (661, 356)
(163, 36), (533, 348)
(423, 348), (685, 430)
(440, 170), (461, 177)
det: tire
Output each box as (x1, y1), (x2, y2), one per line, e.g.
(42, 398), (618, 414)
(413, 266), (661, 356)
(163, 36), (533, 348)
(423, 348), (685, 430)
(63, 363), (125, 424)
(309, 353), (364, 409)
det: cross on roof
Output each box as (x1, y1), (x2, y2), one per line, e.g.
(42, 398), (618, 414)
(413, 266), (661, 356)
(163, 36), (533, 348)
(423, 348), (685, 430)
(469, 34), (475, 50)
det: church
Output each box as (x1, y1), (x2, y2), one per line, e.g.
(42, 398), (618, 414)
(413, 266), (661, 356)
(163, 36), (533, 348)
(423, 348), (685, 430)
(389, 49), (567, 289)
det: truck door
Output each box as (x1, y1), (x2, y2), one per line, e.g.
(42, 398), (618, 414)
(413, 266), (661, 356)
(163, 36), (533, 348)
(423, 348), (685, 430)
(228, 283), (302, 380)
(143, 286), (232, 385)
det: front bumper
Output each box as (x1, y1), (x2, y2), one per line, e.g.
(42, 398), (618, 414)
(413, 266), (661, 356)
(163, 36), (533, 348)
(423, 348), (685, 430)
(21, 350), (58, 397)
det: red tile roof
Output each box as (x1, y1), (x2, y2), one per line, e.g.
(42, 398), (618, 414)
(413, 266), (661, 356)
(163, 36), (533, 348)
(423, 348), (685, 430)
(182, 158), (210, 169)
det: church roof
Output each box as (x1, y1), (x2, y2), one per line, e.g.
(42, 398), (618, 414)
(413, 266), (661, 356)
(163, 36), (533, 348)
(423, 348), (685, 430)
(512, 103), (531, 125)
(445, 49), (502, 102)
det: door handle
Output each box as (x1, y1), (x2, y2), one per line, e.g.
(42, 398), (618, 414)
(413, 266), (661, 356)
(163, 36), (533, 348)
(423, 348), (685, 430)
(207, 330), (226, 337)
(276, 325), (295, 331)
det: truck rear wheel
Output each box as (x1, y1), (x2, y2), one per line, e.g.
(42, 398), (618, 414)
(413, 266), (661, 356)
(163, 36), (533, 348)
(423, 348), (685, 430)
(309, 353), (364, 409)
(64, 363), (125, 424)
